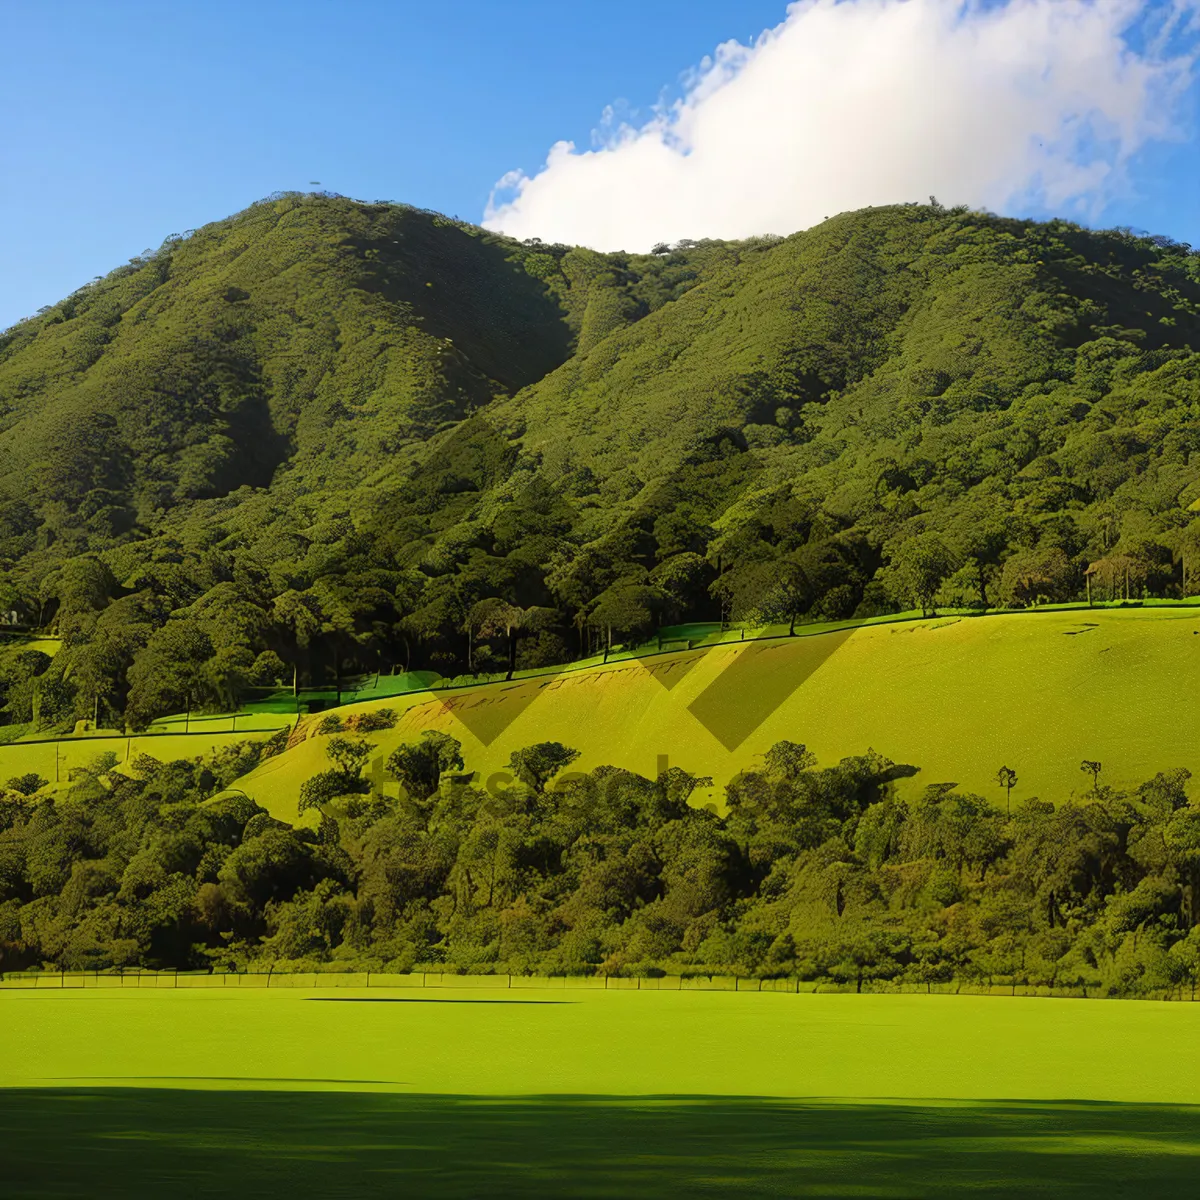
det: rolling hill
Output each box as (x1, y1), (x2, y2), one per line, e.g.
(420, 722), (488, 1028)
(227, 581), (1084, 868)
(229, 605), (1200, 822)
(1, 193), (1200, 739)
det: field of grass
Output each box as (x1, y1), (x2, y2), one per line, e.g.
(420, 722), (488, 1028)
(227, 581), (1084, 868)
(3, 988), (1200, 1195)
(0, 723), (290, 790)
(235, 606), (1200, 820)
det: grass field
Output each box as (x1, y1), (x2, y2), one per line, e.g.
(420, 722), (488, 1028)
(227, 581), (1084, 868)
(235, 606), (1200, 820)
(3, 988), (1200, 1195)
(0, 723), (291, 790)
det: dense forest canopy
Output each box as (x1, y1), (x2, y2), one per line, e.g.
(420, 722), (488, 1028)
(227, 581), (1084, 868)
(3, 729), (1200, 999)
(2, 192), (1200, 731)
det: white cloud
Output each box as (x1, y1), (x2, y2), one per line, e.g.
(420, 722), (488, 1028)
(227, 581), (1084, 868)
(483, 0), (1200, 250)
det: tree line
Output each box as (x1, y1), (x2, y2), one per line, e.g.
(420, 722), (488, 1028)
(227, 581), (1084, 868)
(3, 731), (1200, 999)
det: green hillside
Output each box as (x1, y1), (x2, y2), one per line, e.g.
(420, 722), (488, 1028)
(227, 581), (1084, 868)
(233, 605), (1200, 822)
(1, 194), (1200, 739)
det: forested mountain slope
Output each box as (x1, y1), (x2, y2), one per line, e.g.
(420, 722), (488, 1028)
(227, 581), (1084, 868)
(1, 193), (1199, 732)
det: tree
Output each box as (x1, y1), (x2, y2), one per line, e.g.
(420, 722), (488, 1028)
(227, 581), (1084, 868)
(387, 731), (464, 802)
(465, 598), (557, 680)
(299, 769), (364, 815)
(1173, 520), (1200, 597)
(272, 589), (327, 691)
(888, 533), (958, 617)
(758, 556), (812, 635)
(124, 620), (217, 730)
(463, 598), (504, 675)
(325, 736), (372, 780)
(6, 773), (47, 796)
(954, 519), (1009, 608)
(996, 766), (1017, 816)
(649, 553), (712, 624)
(508, 742), (580, 793)
(251, 649), (289, 686)
(297, 735), (373, 815)
(1000, 546), (1075, 607)
(1086, 554), (1138, 602)
(41, 557), (117, 634)
(714, 553), (813, 634)
(1081, 760), (1102, 799)
(764, 741), (818, 780)
(656, 765), (713, 809)
(272, 589), (324, 649)
(588, 585), (657, 663)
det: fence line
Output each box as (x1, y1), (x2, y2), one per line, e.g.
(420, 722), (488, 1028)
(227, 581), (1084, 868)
(0, 969), (1194, 1001)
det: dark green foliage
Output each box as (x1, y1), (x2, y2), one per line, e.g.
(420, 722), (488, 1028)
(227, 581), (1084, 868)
(387, 731), (464, 803)
(6, 773), (47, 796)
(3, 197), (1200, 731)
(347, 707), (396, 732)
(507, 742), (580, 792)
(5, 733), (1200, 996)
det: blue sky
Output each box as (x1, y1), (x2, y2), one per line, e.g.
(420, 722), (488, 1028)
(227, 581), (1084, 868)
(3, 0), (1199, 331)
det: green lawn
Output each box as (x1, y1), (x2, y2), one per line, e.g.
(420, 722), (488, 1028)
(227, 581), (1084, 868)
(3, 988), (1200, 1195)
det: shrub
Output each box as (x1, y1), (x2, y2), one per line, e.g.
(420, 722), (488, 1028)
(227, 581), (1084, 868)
(88, 750), (118, 776)
(298, 768), (366, 815)
(347, 708), (396, 732)
(5, 773), (47, 796)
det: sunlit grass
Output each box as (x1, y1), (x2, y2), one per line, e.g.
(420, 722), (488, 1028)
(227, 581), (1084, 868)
(7, 983), (1200, 1194)
(234, 606), (1200, 819)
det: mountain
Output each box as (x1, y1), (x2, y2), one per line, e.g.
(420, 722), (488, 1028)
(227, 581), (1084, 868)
(1, 192), (1199, 731)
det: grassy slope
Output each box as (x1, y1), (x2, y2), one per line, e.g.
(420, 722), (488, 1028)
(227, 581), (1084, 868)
(235, 606), (1200, 820)
(0, 725), (288, 787)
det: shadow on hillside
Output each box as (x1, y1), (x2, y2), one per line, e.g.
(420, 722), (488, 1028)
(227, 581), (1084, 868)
(2, 1089), (1200, 1197)
(351, 212), (575, 394)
